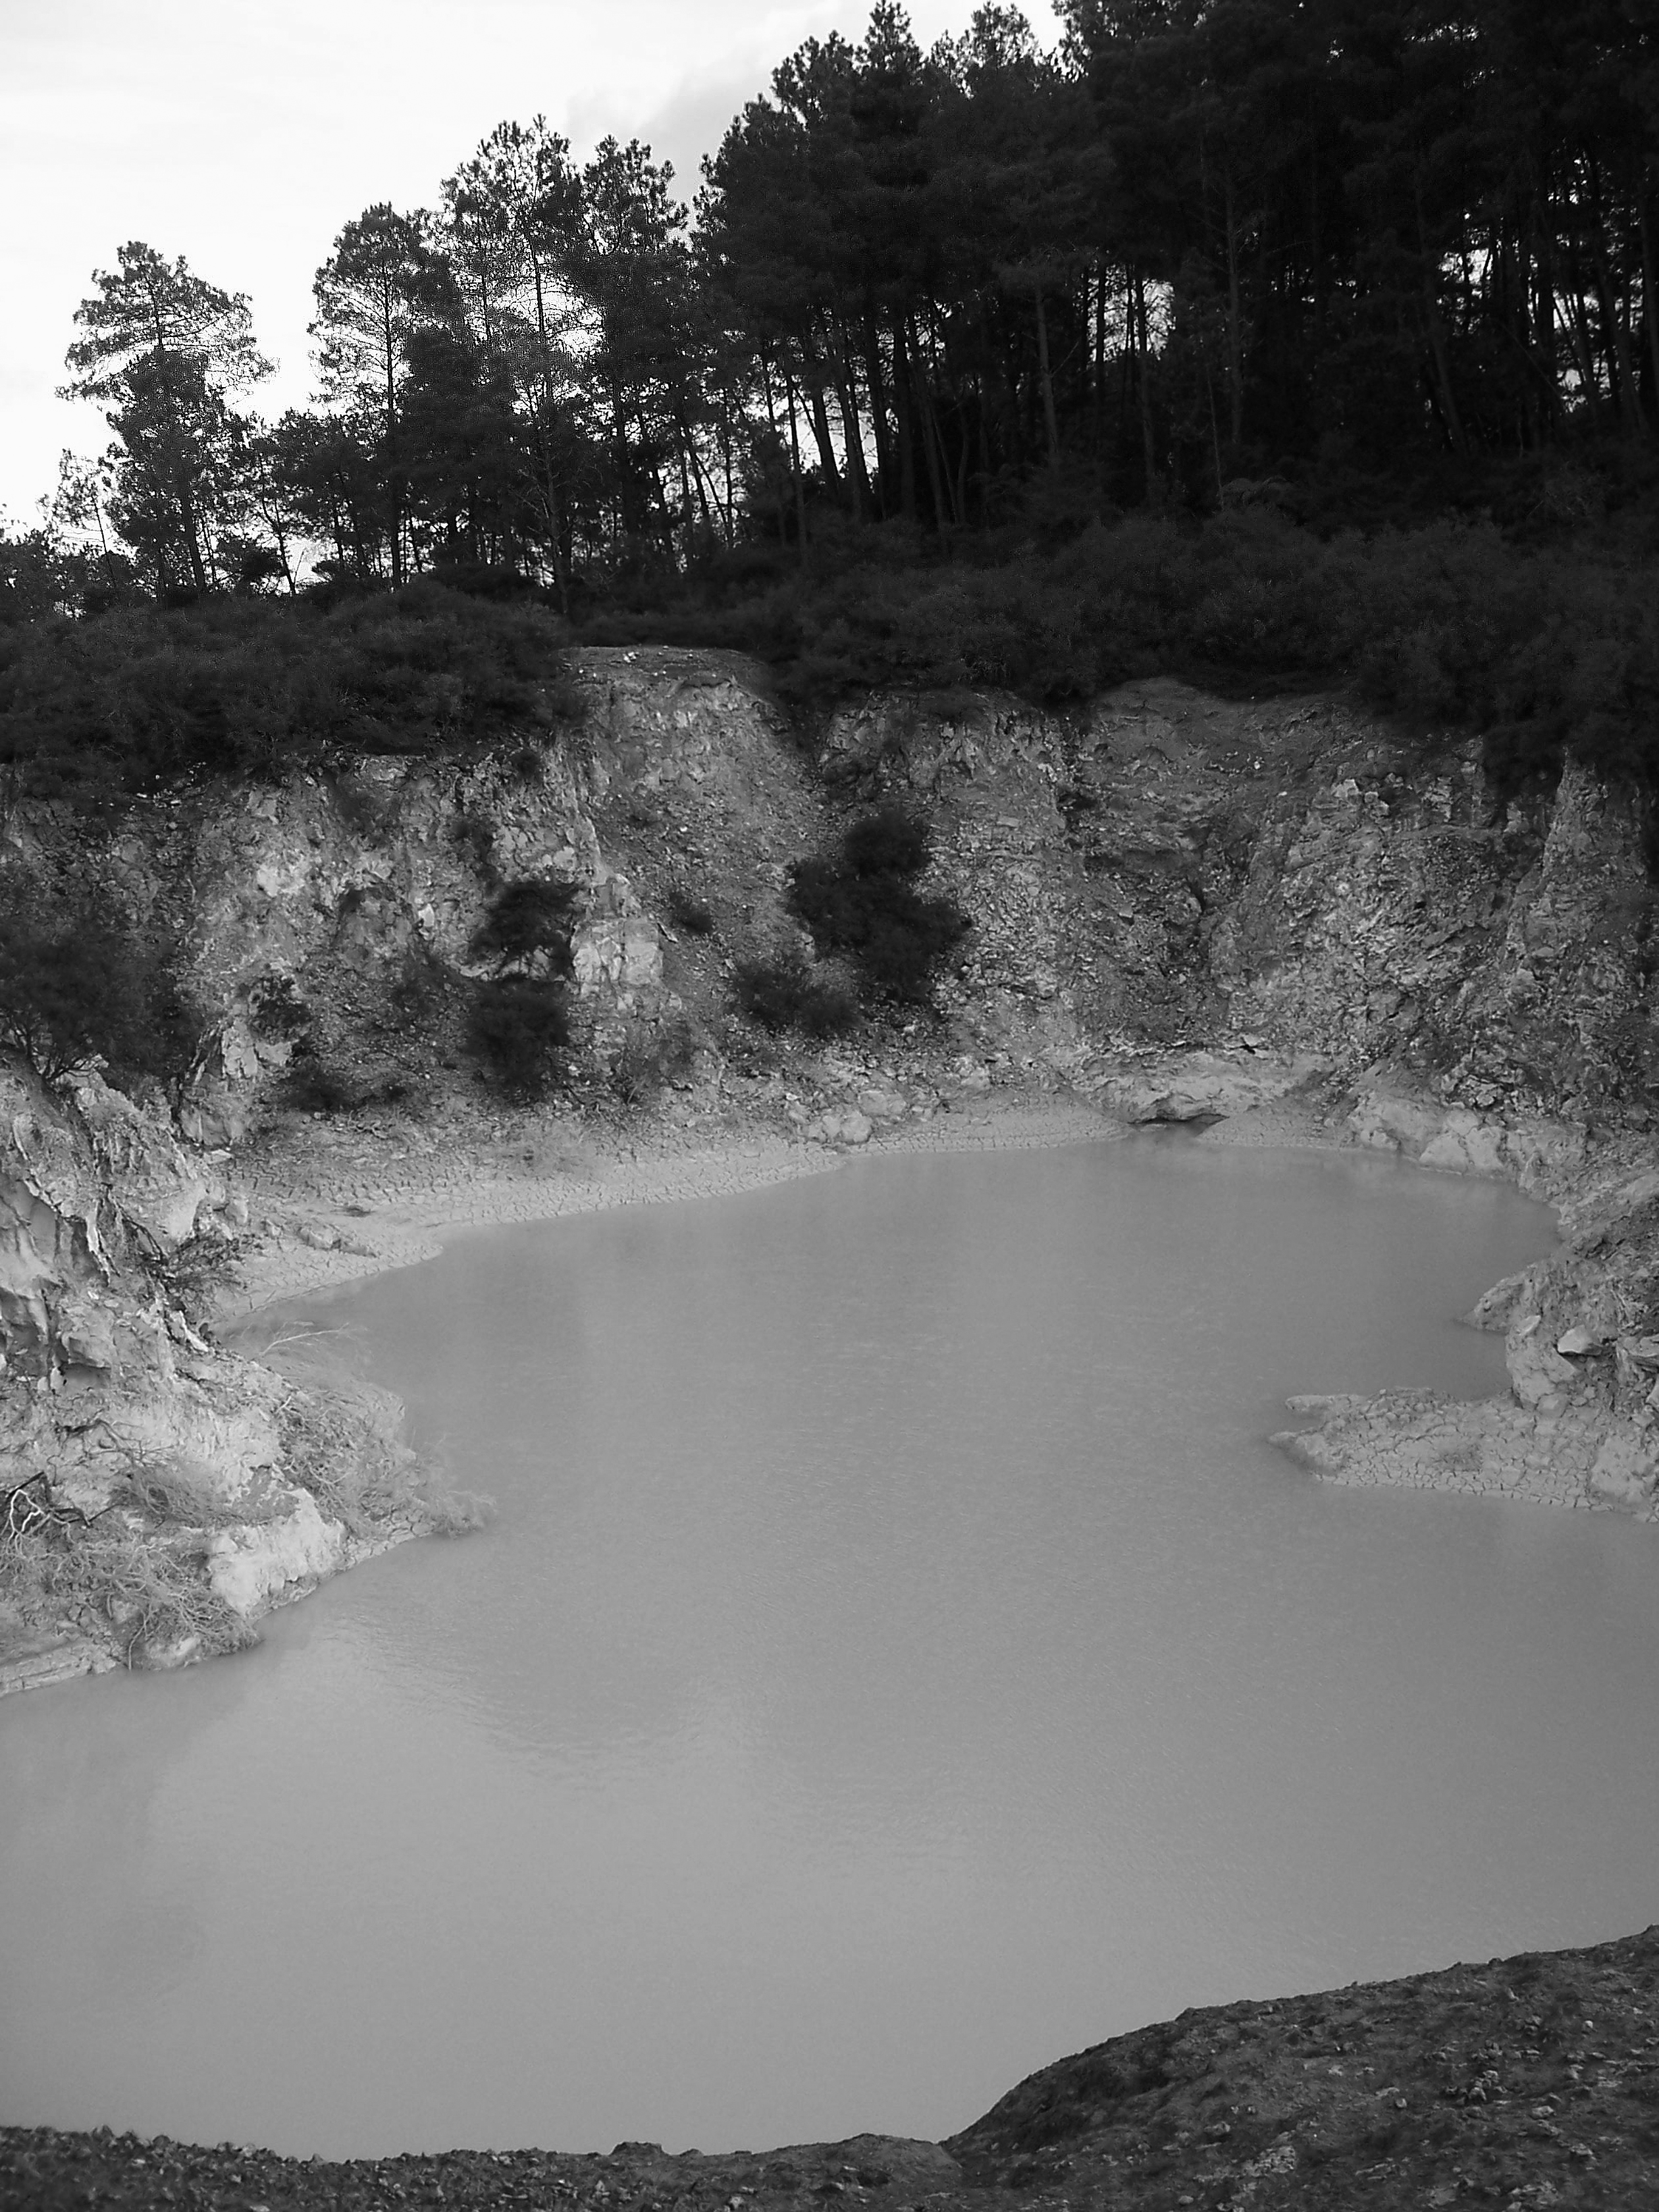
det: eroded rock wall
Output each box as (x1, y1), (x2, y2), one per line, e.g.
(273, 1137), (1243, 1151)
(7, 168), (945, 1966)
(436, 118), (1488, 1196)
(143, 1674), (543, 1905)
(823, 674), (1656, 1117)
(0, 1057), (449, 1688)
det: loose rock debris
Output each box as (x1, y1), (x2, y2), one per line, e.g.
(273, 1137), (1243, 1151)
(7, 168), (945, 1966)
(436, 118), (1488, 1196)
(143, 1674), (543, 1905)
(7, 1925), (1657, 2209)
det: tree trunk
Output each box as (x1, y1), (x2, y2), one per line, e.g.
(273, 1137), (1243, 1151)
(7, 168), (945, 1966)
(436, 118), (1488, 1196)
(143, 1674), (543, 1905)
(862, 311), (895, 514)
(1566, 266), (1604, 423)
(1594, 239), (1643, 434)
(1223, 176), (1245, 448)
(908, 317), (951, 529)
(1033, 282), (1061, 467)
(1134, 271), (1159, 506)
(799, 330), (843, 496)
(1639, 194), (1659, 430)
(1422, 290), (1467, 454)
(381, 282), (403, 587)
(759, 352), (793, 551)
(832, 326), (875, 520)
(781, 360), (810, 561)
(176, 476), (209, 594)
(528, 257), (570, 612)
(889, 314), (918, 520)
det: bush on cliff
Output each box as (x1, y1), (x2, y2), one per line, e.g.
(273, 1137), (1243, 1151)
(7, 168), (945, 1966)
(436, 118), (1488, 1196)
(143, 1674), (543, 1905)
(6, 510), (1657, 820)
(467, 976), (571, 1101)
(573, 510), (1659, 803)
(787, 806), (968, 1006)
(0, 583), (570, 803)
(0, 884), (199, 1086)
(732, 952), (859, 1040)
(468, 876), (579, 974)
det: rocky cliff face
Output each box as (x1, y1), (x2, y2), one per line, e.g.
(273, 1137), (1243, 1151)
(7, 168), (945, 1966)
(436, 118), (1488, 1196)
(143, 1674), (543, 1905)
(3, 648), (1655, 1687)
(0, 1057), (443, 1689)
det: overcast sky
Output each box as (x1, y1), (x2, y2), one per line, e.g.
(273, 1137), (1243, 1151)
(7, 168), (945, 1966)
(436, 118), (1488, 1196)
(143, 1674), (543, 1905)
(0, 0), (1002, 527)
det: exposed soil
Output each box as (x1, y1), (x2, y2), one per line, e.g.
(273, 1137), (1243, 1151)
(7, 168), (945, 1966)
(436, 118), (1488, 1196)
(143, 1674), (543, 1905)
(6, 1927), (1655, 2208)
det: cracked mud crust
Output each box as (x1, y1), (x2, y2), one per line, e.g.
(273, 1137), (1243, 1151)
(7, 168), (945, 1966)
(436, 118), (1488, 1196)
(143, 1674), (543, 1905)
(5, 1926), (1656, 2208)
(212, 1092), (1127, 1320)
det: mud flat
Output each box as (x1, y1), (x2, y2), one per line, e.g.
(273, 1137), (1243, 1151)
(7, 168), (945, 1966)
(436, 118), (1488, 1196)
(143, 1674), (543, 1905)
(213, 1093), (1126, 1322)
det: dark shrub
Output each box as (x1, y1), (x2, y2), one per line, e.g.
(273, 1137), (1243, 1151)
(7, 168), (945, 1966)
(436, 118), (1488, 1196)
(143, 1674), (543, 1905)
(328, 771), (396, 839)
(0, 588), (574, 807)
(469, 876), (579, 972)
(247, 973), (310, 1040)
(468, 976), (571, 1099)
(611, 1014), (700, 1103)
(841, 805), (932, 880)
(787, 808), (968, 1005)
(282, 1049), (363, 1115)
(0, 883), (200, 1085)
(732, 953), (859, 1038)
(450, 810), (498, 882)
(389, 945), (453, 1022)
(666, 884), (716, 936)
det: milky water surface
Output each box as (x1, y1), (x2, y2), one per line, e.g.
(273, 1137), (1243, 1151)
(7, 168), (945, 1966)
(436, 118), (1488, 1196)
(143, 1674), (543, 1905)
(3, 1137), (1657, 2159)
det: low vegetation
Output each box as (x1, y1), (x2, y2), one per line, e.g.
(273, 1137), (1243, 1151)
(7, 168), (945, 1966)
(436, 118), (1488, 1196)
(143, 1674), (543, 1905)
(602, 502), (1659, 800)
(1, 1479), (253, 1668)
(787, 805), (968, 1005)
(608, 1014), (702, 1106)
(732, 952), (860, 1040)
(0, 584), (567, 803)
(664, 884), (716, 937)
(733, 806), (967, 1041)
(468, 875), (581, 972)
(467, 976), (572, 1101)
(0, 878), (200, 1087)
(7, 506), (1657, 825)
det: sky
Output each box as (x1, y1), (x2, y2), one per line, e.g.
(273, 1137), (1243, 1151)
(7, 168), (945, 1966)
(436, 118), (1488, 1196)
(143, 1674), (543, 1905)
(0, 0), (1003, 529)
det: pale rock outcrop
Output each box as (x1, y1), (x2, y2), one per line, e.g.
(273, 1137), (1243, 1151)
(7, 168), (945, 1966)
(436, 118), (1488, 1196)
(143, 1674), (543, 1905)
(207, 1489), (349, 1614)
(809, 1107), (873, 1147)
(0, 1060), (440, 1683)
(1347, 1082), (1585, 1186)
(855, 1086), (908, 1122)
(1091, 1050), (1322, 1125)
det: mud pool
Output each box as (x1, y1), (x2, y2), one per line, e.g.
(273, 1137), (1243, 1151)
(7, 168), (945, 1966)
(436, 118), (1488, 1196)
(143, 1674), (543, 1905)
(4, 1137), (1658, 2160)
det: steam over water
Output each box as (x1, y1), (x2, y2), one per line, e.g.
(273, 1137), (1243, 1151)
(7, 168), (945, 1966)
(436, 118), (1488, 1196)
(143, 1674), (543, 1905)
(4, 1138), (1658, 2159)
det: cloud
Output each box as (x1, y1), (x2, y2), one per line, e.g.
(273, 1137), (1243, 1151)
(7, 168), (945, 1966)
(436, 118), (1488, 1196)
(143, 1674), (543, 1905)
(0, 0), (987, 519)
(569, 66), (760, 199)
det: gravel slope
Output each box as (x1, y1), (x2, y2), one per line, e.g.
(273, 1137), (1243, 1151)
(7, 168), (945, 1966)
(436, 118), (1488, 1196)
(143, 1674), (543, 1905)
(7, 1926), (1656, 2209)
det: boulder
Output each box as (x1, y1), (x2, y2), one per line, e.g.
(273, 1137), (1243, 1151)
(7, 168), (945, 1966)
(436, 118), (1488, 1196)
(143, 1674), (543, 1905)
(1508, 1321), (1580, 1408)
(57, 1300), (118, 1373)
(573, 915), (663, 995)
(207, 1490), (349, 1616)
(1587, 1433), (1659, 1510)
(856, 1087), (907, 1122)
(813, 1109), (872, 1147)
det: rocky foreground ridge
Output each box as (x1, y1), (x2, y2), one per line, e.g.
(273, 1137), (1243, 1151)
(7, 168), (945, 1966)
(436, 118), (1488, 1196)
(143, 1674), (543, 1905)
(6, 1922), (1657, 2207)
(3, 645), (1659, 1689)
